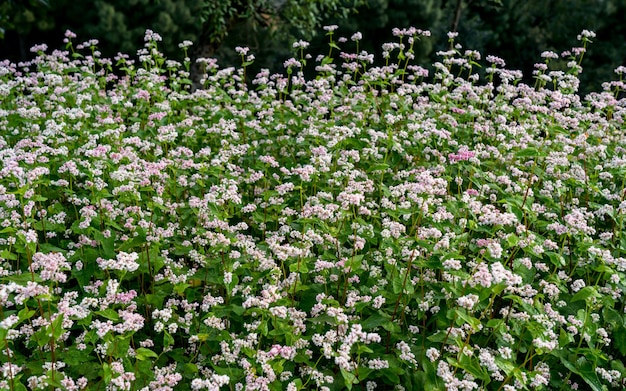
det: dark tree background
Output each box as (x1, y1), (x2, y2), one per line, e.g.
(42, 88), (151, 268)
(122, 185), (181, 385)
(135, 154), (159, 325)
(1, 0), (625, 94)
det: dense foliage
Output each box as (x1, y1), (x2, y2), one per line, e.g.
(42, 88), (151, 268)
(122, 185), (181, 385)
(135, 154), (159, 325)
(1, 27), (626, 390)
(0, 0), (363, 61)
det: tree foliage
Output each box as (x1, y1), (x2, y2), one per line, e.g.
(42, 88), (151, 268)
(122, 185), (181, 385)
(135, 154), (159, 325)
(0, 0), (50, 39)
(455, 0), (625, 92)
(196, 0), (362, 46)
(314, 0), (625, 94)
(0, 0), (363, 63)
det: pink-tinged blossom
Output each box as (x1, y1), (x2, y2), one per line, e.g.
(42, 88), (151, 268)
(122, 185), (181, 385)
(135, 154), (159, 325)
(546, 221), (568, 235)
(0, 314), (19, 329)
(141, 364), (183, 390)
(10, 281), (50, 306)
(470, 263), (492, 288)
(563, 208), (596, 235)
(491, 262), (522, 286)
(30, 252), (71, 283)
(487, 55), (506, 67)
(457, 294), (479, 310)
(97, 251), (140, 272)
(477, 205), (518, 226)
(118, 308), (144, 332)
(108, 361), (136, 391)
(570, 279), (586, 293)
(135, 89), (150, 101)
(448, 149), (476, 163)
(577, 29), (596, 40)
(293, 40), (310, 49)
(478, 349), (504, 381)
(396, 341), (417, 366)
(443, 259), (462, 270)
(380, 218), (406, 239)
(190, 374), (230, 390)
(20, 229), (38, 244)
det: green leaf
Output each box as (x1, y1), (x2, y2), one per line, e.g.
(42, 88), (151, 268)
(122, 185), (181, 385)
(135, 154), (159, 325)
(13, 381), (27, 391)
(362, 313), (390, 330)
(163, 331), (175, 347)
(495, 357), (517, 376)
(119, 233), (147, 252)
(486, 318), (503, 329)
(164, 347), (188, 364)
(546, 251), (566, 267)
(457, 353), (490, 382)
(347, 254), (364, 270)
(227, 304), (245, 316)
(454, 309), (481, 331)
(357, 367), (373, 383)
(310, 314), (337, 325)
(102, 362), (112, 383)
(427, 331), (448, 343)
(183, 363), (199, 379)
(610, 359), (626, 375)
(602, 307), (623, 327)
(6, 272), (43, 284)
(369, 163), (390, 172)
(49, 314), (64, 339)
(320, 56), (334, 66)
(356, 344), (374, 354)
(196, 333), (210, 342)
(341, 368), (358, 390)
(63, 345), (96, 366)
(613, 325), (626, 356)
(380, 367), (401, 384)
(143, 293), (167, 308)
(95, 308), (120, 321)
(18, 307), (36, 322)
(135, 347), (159, 361)
(381, 320), (401, 333)
(71, 247), (99, 288)
(506, 234), (519, 247)
(109, 334), (131, 359)
(1, 249), (17, 260)
(515, 147), (539, 158)
(259, 319), (269, 336)
(392, 274), (404, 294)
(289, 261), (309, 273)
(560, 356), (604, 391)
(174, 283), (191, 296)
(571, 286), (600, 303)
(559, 328), (574, 347)
(105, 219), (124, 232)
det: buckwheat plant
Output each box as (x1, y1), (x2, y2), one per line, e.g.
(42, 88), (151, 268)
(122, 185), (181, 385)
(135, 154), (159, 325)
(1, 26), (626, 390)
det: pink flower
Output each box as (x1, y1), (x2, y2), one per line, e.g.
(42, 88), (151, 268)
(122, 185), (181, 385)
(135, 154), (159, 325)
(30, 252), (70, 283)
(96, 251), (140, 272)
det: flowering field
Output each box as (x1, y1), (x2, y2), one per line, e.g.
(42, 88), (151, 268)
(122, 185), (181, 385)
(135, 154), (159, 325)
(1, 26), (626, 390)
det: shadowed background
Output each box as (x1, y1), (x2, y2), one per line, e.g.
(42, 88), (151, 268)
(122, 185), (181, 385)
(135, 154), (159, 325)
(1, 0), (625, 94)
